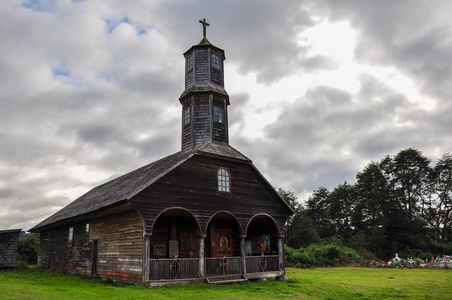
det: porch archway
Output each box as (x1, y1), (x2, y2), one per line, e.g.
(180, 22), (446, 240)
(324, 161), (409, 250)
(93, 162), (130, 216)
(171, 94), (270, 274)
(150, 207), (201, 259)
(204, 211), (243, 277)
(244, 213), (281, 274)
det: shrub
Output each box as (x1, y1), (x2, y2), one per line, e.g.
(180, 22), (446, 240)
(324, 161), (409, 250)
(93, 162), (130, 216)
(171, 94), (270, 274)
(419, 252), (433, 262)
(17, 234), (39, 265)
(285, 242), (362, 268)
(414, 257), (421, 267)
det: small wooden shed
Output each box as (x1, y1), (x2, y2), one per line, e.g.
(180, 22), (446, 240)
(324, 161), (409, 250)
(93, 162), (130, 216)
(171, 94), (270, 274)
(30, 25), (293, 285)
(0, 229), (21, 268)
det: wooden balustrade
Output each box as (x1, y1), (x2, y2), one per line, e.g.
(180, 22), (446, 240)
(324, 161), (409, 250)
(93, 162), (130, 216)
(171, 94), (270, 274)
(245, 255), (279, 273)
(149, 255), (280, 280)
(149, 258), (199, 280)
(205, 257), (241, 276)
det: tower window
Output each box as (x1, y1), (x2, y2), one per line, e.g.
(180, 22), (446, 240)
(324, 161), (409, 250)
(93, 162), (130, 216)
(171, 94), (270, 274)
(214, 106), (223, 123)
(184, 107), (191, 126)
(211, 54), (221, 70)
(187, 54), (193, 71)
(218, 168), (230, 192)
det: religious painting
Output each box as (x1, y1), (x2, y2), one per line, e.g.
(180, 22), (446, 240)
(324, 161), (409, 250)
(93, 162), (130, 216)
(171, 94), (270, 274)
(215, 229), (233, 257)
(251, 234), (271, 254)
(263, 234), (271, 253)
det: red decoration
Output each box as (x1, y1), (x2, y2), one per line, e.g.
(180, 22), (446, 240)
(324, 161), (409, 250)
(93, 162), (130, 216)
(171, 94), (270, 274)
(215, 229), (233, 257)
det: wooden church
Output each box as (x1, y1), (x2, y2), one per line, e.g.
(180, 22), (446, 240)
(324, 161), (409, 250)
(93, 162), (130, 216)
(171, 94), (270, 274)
(30, 20), (293, 286)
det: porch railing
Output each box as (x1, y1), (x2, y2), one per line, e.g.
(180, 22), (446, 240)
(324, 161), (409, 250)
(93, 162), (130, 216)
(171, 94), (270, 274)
(150, 258), (199, 280)
(205, 257), (241, 276)
(149, 255), (280, 280)
(245, 255), (279, 273)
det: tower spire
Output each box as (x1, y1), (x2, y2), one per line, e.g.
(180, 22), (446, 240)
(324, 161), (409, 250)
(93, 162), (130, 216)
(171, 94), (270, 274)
(179, 20), (229, 153)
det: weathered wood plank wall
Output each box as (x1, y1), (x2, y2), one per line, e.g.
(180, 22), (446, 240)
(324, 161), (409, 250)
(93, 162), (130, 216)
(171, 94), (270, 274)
(38, 209), (143, 282)
(131, 155), (292, 236)
(0, 229), (21, 268)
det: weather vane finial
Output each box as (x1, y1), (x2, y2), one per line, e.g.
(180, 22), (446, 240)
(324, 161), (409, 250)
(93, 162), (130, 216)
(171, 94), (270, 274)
(199, 18), (209, 39)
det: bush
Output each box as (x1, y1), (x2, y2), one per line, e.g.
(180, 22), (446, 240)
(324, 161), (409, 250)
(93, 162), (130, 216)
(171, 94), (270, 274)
(419, 252), (433, 262)
(17, 234), (39, 265)
(285, 241), (362, 268)
(414, 257), (421, 267)
(15, 259), (29, 271)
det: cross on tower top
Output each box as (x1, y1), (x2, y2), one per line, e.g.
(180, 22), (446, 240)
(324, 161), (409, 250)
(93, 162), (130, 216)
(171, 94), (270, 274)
(199, 18), (209, 39)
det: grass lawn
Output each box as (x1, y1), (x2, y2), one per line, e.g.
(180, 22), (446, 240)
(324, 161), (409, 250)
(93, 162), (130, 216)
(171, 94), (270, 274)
(1, 267), (451, 299)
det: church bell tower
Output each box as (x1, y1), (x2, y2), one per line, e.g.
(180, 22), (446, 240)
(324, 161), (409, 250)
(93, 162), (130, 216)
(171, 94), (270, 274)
(179, 19), (230, 153)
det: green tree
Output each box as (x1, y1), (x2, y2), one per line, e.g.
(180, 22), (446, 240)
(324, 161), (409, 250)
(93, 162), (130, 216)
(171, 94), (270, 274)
(353, 162), (391, 257)
(305, 187), (334, 238)
(327, 182), (356, 237)
(17, 234), (40, 265)
(278, 188), (319, 248)
(425, 153), (452, 243)
(395, 149), (431, 243)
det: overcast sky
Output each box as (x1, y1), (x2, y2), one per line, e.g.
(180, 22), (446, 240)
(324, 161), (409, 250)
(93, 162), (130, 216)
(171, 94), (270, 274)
(1, 0), (451, 231)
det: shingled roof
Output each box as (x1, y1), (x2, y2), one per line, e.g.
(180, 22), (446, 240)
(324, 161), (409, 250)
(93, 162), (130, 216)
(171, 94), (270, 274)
(30, 142), (251, 232)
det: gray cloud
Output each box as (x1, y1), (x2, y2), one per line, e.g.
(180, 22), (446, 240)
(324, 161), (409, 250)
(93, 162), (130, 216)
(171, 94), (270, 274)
(0, 1), (450, 230)
(312, 0), (452, 101)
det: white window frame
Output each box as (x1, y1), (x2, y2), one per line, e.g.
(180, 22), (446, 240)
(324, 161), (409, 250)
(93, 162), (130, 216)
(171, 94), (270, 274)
(218, 168), (230, 193)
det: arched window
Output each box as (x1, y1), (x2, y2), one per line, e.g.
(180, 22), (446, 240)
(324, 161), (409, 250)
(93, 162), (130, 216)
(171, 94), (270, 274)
(184, 107), (191, 126)
(218, 168), (230, 192)
(214, 106), (223, 123)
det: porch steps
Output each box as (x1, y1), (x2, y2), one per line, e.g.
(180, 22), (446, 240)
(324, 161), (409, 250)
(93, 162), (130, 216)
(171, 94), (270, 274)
(206, 275), (248, 285)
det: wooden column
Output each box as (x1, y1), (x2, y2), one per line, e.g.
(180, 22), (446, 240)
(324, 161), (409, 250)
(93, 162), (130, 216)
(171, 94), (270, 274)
(275, 236), (287, 281)
(240, 235), (246, 276)
(198, 235), (206, 279)
(143, 233), (151, 283)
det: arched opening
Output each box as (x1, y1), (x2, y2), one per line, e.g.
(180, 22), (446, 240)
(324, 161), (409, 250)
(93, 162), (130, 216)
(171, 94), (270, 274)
(246, 214), (279, 255)
(245, 214), (281, 273)
(204, 211), (242, 276)
(150, 208), (200, 259)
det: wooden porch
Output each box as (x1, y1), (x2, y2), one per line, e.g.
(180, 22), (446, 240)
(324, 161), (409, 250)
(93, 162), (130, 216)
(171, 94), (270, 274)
(147, 255), (282, 284)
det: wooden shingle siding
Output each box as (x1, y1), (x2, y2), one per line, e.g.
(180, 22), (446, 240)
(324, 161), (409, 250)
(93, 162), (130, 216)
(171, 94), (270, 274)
(211, 68), (222, 85)
(193, 95), (210, 148)
(186, 69), (193, 86)
(0, 229), (21, 268)
(195, 48), (208, 83)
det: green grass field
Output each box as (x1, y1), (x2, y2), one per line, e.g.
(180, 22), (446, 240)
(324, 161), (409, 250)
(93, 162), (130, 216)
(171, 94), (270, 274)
(1, 267), (451, 299)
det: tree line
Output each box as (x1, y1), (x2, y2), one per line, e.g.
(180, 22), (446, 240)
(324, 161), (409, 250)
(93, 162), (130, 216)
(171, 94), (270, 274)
(282, 148), (452, 259)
